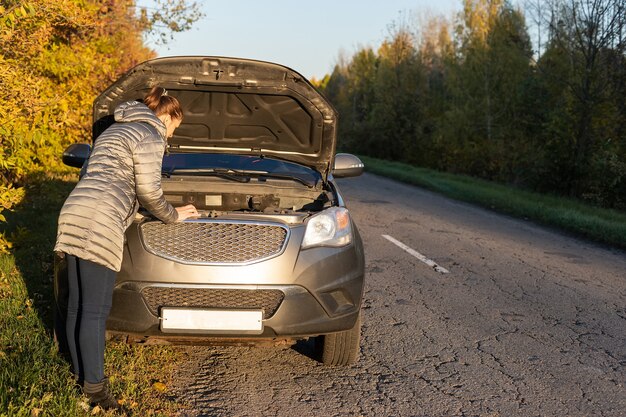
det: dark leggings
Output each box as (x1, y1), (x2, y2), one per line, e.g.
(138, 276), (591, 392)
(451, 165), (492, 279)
(65, 255), (116, 384)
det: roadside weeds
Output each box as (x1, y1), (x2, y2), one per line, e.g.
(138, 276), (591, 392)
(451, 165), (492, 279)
(0, 177), (188, 416)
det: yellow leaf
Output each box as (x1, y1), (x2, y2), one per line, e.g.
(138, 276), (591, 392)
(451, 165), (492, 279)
(152, 381), (167, 392)
(16, 315), (24, 320)
(30, 408), (42, 417)
(78, 400), (90, 412)
(91, 405), (103, 415)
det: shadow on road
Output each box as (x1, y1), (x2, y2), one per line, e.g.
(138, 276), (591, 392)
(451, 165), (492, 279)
(291, 337), (320, 363)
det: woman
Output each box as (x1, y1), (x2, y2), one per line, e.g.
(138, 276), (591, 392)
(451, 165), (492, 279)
(54, 86), (198, 410)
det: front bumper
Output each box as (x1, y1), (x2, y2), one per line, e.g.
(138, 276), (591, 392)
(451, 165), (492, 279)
(56, 220), (365, 340)
(107, 280), (361, 339)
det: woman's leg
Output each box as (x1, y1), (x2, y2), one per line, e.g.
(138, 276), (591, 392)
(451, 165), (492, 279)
(64, 255), (116, 384)
(65, 254), (81, 380)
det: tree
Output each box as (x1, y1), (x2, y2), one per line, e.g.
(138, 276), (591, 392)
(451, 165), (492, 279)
(539, 0), (626, 199)
(416, 15), (456, 169)
(442, 0), (534, 179)
(319, 0), (626, 209)
(369, 26), (425, 162)
(0, 0), (203, 252)
(138, 0), (204, 45)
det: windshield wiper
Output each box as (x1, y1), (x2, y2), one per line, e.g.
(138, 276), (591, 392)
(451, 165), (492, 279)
(164, 168), (260, 183)
(163, 168), (316, 187)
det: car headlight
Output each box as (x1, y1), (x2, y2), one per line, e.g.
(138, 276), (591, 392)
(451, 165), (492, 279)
(301, 207), (353, 249)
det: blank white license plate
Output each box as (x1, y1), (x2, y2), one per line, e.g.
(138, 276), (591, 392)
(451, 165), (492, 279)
(161, 308), (263, 332)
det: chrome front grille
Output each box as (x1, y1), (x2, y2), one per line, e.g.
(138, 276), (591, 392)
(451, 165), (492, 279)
(141, 287), (285, 319)
(139, 220), (289, 264)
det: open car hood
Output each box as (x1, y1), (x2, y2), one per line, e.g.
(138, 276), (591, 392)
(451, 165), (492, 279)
(92, 56), (338, 180)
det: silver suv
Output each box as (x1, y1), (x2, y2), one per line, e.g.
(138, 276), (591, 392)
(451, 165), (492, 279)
(55, 57), (365, 365)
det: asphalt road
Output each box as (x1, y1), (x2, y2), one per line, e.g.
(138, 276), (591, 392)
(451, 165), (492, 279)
(171, 173), (626, 417)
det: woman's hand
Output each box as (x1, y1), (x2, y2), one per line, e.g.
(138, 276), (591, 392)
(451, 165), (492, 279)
(175, 204), (199, 221)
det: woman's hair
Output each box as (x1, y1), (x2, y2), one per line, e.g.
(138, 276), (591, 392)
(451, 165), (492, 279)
(144, 86), (183, 120)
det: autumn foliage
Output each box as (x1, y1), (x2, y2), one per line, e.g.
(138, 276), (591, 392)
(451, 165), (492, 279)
(0, 1), (204, 252)
(0, 1), (155, 251)
(321, 0), (626, 209)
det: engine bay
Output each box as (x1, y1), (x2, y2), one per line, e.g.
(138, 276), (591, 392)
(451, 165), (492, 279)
(159, 175), (334, 215)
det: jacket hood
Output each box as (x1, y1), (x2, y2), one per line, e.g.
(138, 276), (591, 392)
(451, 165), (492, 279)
(92, 56), (338, 180)
(114, 101), (167, 138)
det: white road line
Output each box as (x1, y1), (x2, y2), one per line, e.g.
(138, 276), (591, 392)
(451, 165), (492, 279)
(382, 235), (450, 274)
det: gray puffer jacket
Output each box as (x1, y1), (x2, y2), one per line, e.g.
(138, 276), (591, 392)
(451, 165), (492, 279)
(54, 101), (178, 272)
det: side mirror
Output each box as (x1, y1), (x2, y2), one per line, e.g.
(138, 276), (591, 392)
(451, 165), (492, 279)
(62, 143), (91, 168)
(332, 153), (364, 178)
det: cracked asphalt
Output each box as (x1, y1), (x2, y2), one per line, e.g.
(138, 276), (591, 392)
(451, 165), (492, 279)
(170, 173), (626, 417)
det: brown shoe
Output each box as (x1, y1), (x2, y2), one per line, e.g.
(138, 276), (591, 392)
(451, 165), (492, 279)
(83, 378), (124, 412)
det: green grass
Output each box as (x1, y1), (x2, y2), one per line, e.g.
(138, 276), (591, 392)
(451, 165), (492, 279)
(103, 341), (189, 416)
(0, 177), (188, 416)
(360, 156), (626, 250)
(0, 177), (82, 416)
(0, 254), (80, 417)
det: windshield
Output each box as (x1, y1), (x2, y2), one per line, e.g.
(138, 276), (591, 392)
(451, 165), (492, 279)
(162, 153), (322, 185)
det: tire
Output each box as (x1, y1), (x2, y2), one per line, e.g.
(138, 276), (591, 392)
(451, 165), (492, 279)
(318, 313), (361, 366)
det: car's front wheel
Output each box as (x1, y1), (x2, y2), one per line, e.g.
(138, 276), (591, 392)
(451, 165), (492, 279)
(317, 312), (361, 366)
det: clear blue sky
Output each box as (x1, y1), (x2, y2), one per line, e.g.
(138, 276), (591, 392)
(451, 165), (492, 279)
(144, 0), (461, 80)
